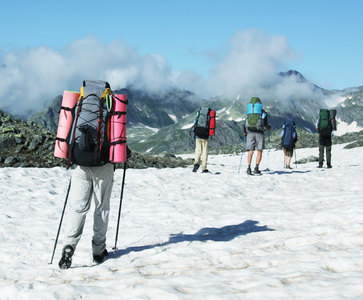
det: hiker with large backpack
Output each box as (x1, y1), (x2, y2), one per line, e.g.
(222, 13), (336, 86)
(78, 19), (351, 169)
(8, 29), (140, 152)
(192, 106), (216, 173)
(242, 97), (272, 175)
(57, 80), (129, 269)
(316, 108), (336, 168)
(281, 119), (298, 169)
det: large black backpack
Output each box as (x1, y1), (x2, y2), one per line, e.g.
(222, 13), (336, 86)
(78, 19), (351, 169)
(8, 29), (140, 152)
(193, 107), (211, 139)
(281, 119), (297, 149)
(67, 80), (112, 167)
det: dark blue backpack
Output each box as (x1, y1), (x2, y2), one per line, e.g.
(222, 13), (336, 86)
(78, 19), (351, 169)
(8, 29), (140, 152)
(281, 119), (296, 149)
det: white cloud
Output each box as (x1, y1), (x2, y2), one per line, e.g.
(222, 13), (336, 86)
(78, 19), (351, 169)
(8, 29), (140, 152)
(0, 30), (326, 118)
(0, 36), (178, 117)
(203, 29), (294, 96)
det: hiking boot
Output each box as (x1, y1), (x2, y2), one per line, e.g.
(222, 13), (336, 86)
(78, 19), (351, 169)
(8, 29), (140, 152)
(254, 167), (261, 175)
(286, 165), (292, 169)
(246, 167), (252, 175)
(318, 163), (323, 168)
(93, 249), (108, 263)
(192, 164), (200, 172)
(58, 245), (74, 269)
(327, 164), (332, 168)
(202, 169), (209, 173)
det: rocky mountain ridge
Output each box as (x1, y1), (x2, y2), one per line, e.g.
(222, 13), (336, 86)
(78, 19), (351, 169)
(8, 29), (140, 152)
(26, 70), (363, 154)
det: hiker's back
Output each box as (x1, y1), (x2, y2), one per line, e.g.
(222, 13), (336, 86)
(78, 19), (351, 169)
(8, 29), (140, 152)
(67, 80), (112, 167)
(245, 97), (265, 132)
(318, 109), (332, 137)
(281, 119), (297, 149)
(194, 107), (211, 139)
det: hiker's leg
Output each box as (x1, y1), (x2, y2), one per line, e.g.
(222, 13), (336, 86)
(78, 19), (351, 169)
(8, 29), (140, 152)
(255, 133), (264, 166)
(256, 150), (263, 165)
(284, 148), (293, 167)
(326, 145), (332, 165)
(201, 139), (209, 170)
(92, 163), (114, 255)
(194, 139), (203, 165)
(319, 145), (324, 165)
(63, 166), (93, 251)
(247, 150), (254, 165)
(246, 133), (255, 166)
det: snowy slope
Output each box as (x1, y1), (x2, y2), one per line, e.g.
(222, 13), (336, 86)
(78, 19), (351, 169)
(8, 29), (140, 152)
(1, 144), (363, 299)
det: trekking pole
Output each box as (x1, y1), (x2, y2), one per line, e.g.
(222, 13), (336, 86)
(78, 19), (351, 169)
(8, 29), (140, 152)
(283, 152), (285, 169)
(294, 148), (297, 168)
(238, 135), (246, 174)
(49, 178), (71, 264)
(266, 129), (271, 171)
(112, 162), (127, 251)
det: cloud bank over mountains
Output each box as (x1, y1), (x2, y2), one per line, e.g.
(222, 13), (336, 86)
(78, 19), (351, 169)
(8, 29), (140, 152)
(0, 29), (326, 118)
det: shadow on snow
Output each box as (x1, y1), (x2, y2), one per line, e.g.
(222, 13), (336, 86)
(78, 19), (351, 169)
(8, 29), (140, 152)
(267, 170), (312, 175)
(112, 220), (274, 258)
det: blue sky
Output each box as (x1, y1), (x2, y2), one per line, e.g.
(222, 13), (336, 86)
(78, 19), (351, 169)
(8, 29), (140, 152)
(0, 0), (362, 115)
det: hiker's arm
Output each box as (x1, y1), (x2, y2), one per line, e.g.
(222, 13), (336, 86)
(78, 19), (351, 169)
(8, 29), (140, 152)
(264, 113), (272, 131)
(242, 119), (247, 135)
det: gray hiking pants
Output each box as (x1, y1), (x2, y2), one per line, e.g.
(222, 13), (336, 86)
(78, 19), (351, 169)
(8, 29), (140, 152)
(62, 163), (114, 255)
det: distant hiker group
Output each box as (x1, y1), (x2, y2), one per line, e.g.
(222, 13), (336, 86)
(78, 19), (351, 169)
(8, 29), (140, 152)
(192, 97), (337, 175)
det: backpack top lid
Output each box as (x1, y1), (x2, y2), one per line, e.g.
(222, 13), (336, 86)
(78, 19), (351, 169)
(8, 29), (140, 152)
(319, 108), (330, 118)
(246, 97), (263, 115)
(284, 119), (295, 127)
(250, 97), (261, 104)
(80, 80), (112, 100)
(198, 107), (210, 115)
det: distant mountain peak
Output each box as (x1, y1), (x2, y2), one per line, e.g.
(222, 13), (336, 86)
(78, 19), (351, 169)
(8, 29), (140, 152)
(278, 70), (307, 83)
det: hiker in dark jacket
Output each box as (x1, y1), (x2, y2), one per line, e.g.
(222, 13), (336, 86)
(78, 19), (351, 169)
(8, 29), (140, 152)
(242, 108), (272, 175)
(316, 117), (332, 168)
(281, 120), (298, 169)
(192, 106), (211, 173)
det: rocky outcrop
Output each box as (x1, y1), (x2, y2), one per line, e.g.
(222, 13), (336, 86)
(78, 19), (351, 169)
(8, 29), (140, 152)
(0, 109), (193, 169)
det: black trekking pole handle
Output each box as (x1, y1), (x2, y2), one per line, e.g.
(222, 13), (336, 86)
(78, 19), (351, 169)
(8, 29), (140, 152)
(113, 162), (127, 251)
(49, 178), (71, 264)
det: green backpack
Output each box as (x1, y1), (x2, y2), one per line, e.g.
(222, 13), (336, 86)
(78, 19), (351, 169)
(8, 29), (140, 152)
(246, 97), (263, 131)
(318, 109), (332, 130)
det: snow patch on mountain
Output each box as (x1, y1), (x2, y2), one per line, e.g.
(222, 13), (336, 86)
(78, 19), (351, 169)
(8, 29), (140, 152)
(334, 119), (363, 136)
